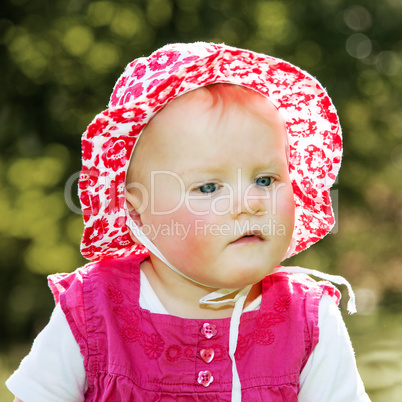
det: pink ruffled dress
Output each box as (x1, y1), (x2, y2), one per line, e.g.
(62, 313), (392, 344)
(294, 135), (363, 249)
(48, 254), (340, 401)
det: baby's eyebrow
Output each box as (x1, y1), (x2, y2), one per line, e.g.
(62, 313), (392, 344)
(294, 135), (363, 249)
(175, 163), (222, 177)
(253, 160), (287, 172)
(177, 168), (218, 182)
(178, 160), (286, 181)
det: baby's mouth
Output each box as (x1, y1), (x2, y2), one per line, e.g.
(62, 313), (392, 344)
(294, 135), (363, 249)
(230, 231), (264, 245)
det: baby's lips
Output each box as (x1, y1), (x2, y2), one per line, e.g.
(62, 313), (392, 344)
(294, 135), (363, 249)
(229, 230), (264, 245)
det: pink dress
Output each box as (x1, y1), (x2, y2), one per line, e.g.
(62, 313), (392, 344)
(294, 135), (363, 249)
(48, 254), (340, 401)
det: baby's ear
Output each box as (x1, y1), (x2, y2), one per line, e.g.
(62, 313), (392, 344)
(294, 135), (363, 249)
(125, 191), (143, 227)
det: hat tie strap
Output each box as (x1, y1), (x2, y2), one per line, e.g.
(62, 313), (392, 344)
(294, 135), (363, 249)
(274, 266), (357, 314)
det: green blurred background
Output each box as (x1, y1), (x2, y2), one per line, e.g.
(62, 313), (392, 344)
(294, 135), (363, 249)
(0, 0), (401, 400)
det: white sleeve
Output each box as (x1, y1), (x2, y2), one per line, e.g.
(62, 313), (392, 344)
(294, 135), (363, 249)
(6, 303), (87, 402)
(298, 295), (371, 401)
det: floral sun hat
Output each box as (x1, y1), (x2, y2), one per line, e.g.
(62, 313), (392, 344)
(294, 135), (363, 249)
(78, 42), (342, 262)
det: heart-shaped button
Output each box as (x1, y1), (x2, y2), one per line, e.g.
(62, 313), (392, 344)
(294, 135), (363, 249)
(200, 348), (215, 364)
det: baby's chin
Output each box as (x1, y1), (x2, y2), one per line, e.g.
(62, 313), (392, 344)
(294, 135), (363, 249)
(204, 268), (273, 290)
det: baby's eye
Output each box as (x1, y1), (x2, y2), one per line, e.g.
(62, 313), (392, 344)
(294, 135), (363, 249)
(198, 183), (220, 194)
(255, 176), (273, 187)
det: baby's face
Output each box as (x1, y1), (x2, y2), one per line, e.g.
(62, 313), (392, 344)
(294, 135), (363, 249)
(127, 87), (295, 289)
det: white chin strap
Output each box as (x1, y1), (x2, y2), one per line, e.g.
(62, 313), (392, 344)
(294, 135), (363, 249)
(126, 217), (356, 401)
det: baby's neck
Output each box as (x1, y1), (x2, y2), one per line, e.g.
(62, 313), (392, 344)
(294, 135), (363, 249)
(140, 259), (261, 319)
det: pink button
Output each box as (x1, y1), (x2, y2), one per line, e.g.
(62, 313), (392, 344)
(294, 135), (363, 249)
(197, 370), (214, 387)
(200, 348), (215, 364)
(201, 323), (217, 339)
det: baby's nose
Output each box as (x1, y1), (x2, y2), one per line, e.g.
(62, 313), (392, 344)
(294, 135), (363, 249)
(234, 184), (268, 216)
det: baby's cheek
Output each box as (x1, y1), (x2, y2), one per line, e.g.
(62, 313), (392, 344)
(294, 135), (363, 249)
(173, 211), (218, 249)
(281, 195), (295, 219)
(279, 199), (296, 239)
(185, 197), (217, 217)
(166, 213), (215, 271)
(275, 183), (295, 211)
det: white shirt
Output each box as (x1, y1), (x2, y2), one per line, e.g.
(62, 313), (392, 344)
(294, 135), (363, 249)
(6, 270), (370, 401)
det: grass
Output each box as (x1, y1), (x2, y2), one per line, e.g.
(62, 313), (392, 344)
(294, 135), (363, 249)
(345, 310), (402, 401)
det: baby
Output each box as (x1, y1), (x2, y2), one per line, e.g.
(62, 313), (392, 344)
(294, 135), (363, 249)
(7, 42), (370, 401)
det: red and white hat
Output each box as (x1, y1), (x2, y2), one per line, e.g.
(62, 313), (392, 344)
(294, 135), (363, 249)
(78, 42), (342, 262)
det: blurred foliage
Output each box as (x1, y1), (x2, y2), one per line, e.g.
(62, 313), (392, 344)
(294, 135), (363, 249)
(0, 0), (401, 351)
